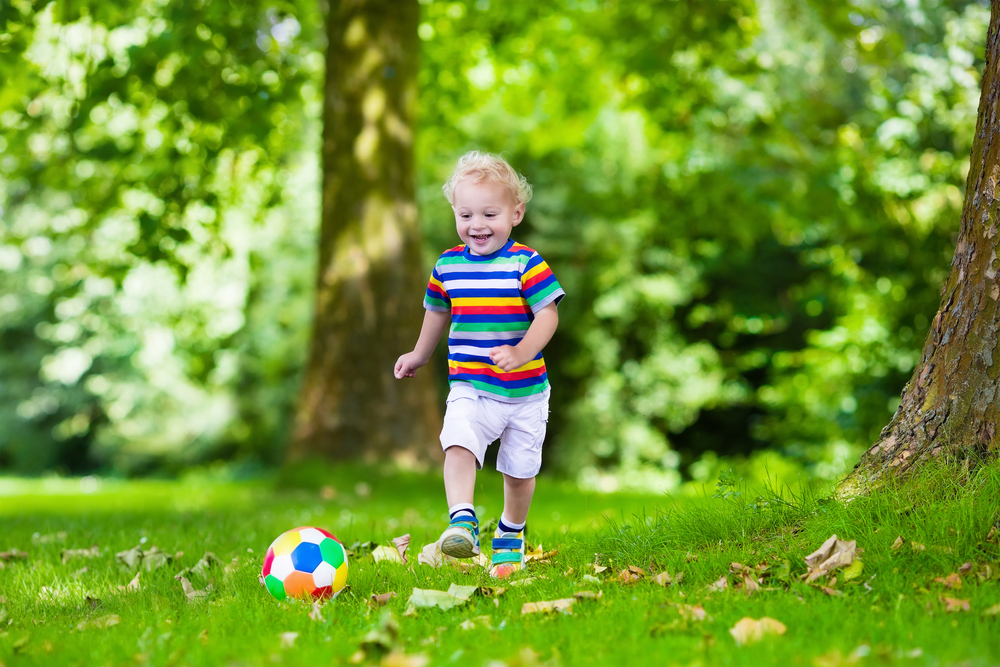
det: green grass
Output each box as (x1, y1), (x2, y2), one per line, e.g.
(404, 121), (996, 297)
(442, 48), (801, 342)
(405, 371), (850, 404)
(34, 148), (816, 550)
(0, 460), (998, 666)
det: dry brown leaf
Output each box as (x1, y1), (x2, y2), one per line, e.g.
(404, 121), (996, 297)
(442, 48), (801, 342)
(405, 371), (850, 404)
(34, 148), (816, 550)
(60, 546), (99, 564)
(958, 562), (973, 574)
(619, 566), (645, 585)
(820, 586), (843, 596)
(942, 597), (970, 613)
(118, 571), (141, 593)
(370, 592), (398, 607)
(380, 650), (430, 667)
(730, 562), (751, 575)
(890, 536), (904, 552)
(803, 535), (856, 582)
(910, 542), (926, 553)
(416, 542), (486, 571)
(652, 571), (682, 586)
(741, 574), (761, 595)
(986, 525), (998, 543)
(76, 614), (120, 631)
(372, 546), (405, 564)
(521, 598), (575, 615)
(675, 604), (710, 622)
(573, 590), (603, 600)
(593, 564), (608, 574)
(279, 632), (298, 649)
(705, 575), (728, 592)
(0, 549), (29, 562)
(934, 573), (962, 590)
(391, 534), (411, 564)
(479, 586), (507, 597)
(175, 575), (211, 602)
(729, 616), (786, 645)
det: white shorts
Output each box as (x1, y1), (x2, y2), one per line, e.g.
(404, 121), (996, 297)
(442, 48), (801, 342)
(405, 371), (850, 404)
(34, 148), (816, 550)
(439, 385), (550, 479)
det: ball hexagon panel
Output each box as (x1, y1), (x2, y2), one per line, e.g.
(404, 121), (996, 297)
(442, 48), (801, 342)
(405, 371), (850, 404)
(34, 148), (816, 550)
(291, 541), (322, 573)
(319, 538), (345, 569)
(333, 560), (348, 592)
(312, 560), (336, 588)
(282, 570), (316, 598)
(271, 531), (301, 557)
(269, 554), (295, 580)
(298, 527), (327, 544)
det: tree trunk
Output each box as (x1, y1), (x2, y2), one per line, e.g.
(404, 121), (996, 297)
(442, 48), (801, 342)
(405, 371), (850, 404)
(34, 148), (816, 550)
(290, 0), (440, 464)
(839, 3), (1000, 495)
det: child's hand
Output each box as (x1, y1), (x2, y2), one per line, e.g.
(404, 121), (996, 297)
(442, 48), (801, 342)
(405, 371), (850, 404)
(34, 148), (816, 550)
(489, 345), (529, 372)
(394, 352), (427, 379)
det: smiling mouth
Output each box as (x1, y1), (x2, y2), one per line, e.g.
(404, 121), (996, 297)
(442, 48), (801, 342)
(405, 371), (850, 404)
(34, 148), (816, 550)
(471, 233), (492, 242)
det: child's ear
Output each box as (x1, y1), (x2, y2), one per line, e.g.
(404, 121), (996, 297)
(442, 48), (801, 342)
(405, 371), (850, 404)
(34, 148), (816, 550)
(512, 202), (525, 225)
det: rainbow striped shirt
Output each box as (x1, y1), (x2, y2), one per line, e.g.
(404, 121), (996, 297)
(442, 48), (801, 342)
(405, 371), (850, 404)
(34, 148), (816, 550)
(424, 239), (565, 402)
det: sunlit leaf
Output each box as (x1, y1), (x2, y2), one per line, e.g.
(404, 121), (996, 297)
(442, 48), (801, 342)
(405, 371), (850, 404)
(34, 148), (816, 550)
(729, 617), (786, 645)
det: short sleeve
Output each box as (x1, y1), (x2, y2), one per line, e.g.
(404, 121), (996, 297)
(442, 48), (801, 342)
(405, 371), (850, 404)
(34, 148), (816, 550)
(521, 252), (565, 314)
(423, 262), (451, 312)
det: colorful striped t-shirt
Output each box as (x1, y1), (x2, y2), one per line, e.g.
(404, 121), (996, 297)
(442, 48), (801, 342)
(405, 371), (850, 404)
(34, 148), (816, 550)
(423, 239), (565, 402)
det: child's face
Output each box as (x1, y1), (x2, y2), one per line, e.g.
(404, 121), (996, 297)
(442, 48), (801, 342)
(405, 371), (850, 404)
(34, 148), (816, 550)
(452, 178), (524, 256)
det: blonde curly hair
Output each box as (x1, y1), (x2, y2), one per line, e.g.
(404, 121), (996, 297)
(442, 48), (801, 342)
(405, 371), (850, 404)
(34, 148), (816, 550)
(442, 151), (533, 206)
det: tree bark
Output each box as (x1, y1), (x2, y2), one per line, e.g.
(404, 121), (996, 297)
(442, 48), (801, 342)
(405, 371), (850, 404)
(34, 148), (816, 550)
(290, 0), (441, 464)
(839, 3), (1000, 495)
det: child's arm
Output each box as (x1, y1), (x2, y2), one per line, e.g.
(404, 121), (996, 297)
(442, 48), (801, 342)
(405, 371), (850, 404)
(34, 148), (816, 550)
(489, 302), (559, 372)
(394, 310), (451, 378)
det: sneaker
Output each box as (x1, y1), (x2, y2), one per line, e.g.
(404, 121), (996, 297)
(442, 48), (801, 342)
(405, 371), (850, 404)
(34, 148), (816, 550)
(439, 514), (480, 558)
(489, 528), (524, 578)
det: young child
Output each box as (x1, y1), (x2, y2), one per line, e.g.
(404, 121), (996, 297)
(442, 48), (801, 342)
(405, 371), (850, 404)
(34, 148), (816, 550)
(394, 151), (564, 578)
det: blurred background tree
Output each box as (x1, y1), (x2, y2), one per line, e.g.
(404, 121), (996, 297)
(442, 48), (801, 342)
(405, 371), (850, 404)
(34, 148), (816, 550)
(0, 0), (990, 490)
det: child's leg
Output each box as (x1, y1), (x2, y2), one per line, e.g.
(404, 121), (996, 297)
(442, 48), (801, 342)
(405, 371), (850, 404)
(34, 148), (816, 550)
(500, 474), (535, 527)
(443, 445), (478, 508)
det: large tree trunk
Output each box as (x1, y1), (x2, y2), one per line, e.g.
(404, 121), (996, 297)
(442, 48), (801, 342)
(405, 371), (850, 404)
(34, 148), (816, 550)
(839, 3), (1000, 495)
(290, 0), (440, 464)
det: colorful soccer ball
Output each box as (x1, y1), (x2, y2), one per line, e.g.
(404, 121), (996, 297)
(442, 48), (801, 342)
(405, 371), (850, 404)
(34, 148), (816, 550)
(261, 526), (348, 601)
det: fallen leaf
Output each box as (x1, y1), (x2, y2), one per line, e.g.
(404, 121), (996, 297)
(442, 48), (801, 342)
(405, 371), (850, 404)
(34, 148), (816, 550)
(934, 573), (962, 589)
(279, 631), (298, 649)
(958, 562), (973, 574)
(619, 566), (645, 584)
(115, 545), (172, 571)
(85, 596), (102, 610)
(0, 549), (28, 562)
(405, 584), (477, 612)
(190, 552), (222, 579)
(359, 611), (399, 655)
(772, 559), (791, 584)
(523, 543), (545, 562)
(379, 650), (430, 667)
(890, 536), (904, 552)
(981, 603), (1000, 616)
(675, 604), (710, 622)
(573, 590), (603, 600)
(32, 532), (67, 544)
(392, 534), (411, 564)
(76, 614), (120, 631)
(372, 546), (405, 564)
(730, 562), (751, 575)
(652, 572), (682, 586)
(705, 575), (728, 592)
(942, 597), (970, 613)
(415, 542), (486, 571)
(581, 574), (601, 585)
(60, 547), (99, 564)
(508, 576), (543, 587)
(458, 619), (476, 630)
(842, 559), (864, 582)
(310, 601), (324, 621)
(803, 535), (856, 582)
(910, 542), (926, 553)
(685, 551), (699, 563)
(820, 586), (843, 596)
(478, 586), (507, 597)
(224, 558), (240, 578)
(729, 616), (786, 645)
(593, 563), (608, 574)
(175, 575), (211, 602)
(118, 571), (141, 593)
(741, 574), (761, 595)
(12, 635), (29, 652)
(370, 592), (398, 607)
(986, 525), (998, 543)
(521, 598), (575, 615)
(198, 628), (209, 645)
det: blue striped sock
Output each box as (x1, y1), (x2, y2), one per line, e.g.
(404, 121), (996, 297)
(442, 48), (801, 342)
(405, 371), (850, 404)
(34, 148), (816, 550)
(498, 515), (525, 534)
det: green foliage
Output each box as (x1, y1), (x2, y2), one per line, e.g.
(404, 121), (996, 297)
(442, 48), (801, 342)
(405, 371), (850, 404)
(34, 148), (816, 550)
(0, 0), (993, 481)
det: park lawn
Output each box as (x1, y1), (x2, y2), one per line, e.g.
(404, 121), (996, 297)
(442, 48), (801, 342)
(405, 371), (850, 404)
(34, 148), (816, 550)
(0, 460), (997, 667)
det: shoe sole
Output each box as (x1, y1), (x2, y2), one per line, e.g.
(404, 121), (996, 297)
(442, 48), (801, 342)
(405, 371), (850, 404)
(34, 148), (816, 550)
(440, 529), (479, 559)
